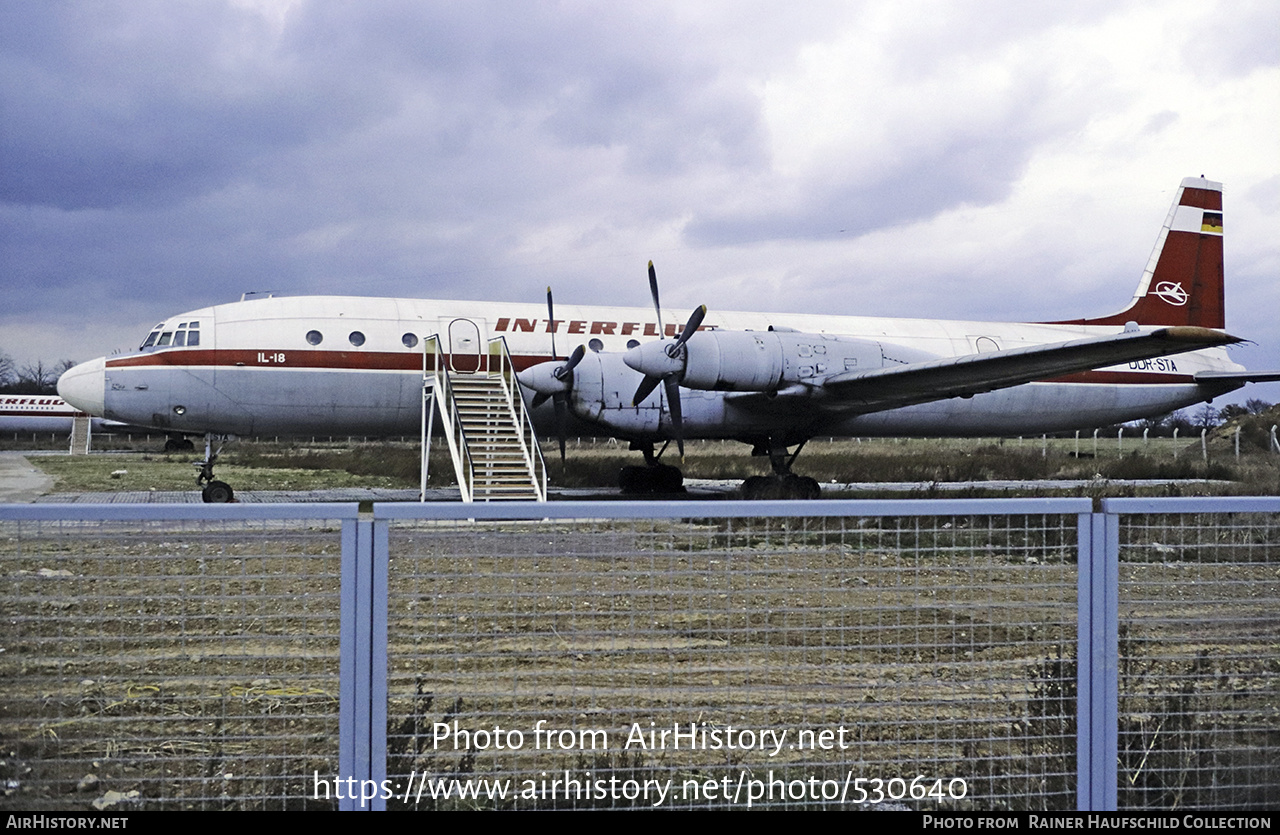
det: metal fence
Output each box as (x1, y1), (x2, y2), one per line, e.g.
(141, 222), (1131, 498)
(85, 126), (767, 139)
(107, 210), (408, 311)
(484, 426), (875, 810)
(0, 505), (357, 811)
(1, 497), (1277, 811)
(1106, 498), (1280, 810)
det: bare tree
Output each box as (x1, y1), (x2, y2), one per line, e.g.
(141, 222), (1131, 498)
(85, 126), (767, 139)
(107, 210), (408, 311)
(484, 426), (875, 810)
(15, 360), (74, 393)
(0, 351), (15, 388)
(1193, 403), (1220, 430)
(1168, 409), (1191, 428)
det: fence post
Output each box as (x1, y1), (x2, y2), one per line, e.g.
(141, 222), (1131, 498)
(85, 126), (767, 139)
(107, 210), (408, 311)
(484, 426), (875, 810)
(1077, 511), (1119, 811)
(339, 518), (389, 810)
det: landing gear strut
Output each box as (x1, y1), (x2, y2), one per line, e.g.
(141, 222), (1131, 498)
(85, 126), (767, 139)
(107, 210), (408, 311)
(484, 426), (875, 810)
(740, 437), (821, 500)
(618, 440), (685, 494)
(195, 434), (235, 503)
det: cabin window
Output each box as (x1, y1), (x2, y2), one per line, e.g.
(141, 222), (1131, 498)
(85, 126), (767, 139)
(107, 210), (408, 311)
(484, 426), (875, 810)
(402, 333), (419, 348)
(349, 331), (366, 347)
(626, 339), (640, 350)
(306, 330), (323, 346)
(589, 338), (604, 353)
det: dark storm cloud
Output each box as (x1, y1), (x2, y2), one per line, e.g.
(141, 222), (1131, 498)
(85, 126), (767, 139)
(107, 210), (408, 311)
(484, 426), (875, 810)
(0, 2), (391, 211)
(1, 0), (1276, 389)
(0, 1), (786, 330)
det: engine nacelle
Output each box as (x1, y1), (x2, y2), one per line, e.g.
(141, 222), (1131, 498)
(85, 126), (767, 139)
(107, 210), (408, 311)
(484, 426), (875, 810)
(681, 331), (783, 391)
(678, 330), (932, 392)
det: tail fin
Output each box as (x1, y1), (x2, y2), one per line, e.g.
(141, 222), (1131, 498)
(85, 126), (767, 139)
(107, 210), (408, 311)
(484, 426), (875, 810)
(1049, 176), (1224, 328)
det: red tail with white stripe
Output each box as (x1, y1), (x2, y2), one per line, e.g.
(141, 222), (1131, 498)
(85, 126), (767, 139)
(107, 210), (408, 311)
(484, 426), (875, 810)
(1050, 176), (1225, 328)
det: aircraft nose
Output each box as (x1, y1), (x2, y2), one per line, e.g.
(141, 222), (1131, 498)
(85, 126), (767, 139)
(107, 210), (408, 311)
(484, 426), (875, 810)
(57, 357), (107, 416)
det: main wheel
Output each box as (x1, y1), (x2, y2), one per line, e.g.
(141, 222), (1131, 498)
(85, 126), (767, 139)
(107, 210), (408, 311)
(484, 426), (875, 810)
(619, 465), (649, 493)
(740, 475), (822, 500)
(619, 464), (686, 494)
(201, 480), (234, 503)
(786, 475), (822, 500)
(653, 463), (684, 493)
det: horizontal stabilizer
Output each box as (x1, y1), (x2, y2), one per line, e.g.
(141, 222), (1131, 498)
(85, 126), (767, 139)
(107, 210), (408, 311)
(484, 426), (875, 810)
(819, 326), (1240, 413)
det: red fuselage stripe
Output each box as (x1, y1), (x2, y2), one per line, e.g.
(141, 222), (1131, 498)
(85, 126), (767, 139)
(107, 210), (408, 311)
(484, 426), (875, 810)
(107, 349), (543, 373)
(105, 350), (1197, 385)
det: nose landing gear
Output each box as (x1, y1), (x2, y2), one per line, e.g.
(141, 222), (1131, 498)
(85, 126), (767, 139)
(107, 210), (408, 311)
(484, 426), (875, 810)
(195, 434), (235, 503)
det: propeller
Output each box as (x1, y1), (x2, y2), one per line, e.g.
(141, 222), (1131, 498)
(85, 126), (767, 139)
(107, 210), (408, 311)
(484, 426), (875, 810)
(519, 344), (585, 462)
(546, 286), (558, 362)
(516, 286), (586, 462)
(626, 262), (707, 457)
(647, 261), (664, 342)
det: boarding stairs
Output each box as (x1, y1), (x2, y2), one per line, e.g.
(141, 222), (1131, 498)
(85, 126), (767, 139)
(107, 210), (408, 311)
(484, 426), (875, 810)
(422, 335), (547, 502)
(69, 414), (92, 455)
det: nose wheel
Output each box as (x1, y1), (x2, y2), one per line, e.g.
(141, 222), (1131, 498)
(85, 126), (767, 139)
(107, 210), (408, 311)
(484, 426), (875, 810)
(195, 434), (236, 503)
(201, 480), (235, 503)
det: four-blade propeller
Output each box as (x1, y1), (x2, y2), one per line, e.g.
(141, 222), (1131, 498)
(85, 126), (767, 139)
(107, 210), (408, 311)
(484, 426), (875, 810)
(623, 262), (707, 457)
(515, 286), (588, 461)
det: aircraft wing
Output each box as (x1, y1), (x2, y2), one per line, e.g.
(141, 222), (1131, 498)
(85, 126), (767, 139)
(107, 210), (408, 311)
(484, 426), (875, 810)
(808, 326), (1241, 413)
(1193, 370), (1280, 384)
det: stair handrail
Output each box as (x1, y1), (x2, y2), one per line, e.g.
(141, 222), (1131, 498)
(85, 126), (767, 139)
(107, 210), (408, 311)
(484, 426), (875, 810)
(488, 336), (547, 502)
(423, 334), (474, 502)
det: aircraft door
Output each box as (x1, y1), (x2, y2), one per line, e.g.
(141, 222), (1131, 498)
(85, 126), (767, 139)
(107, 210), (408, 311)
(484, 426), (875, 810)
(971, 336), (1001, 353)
(446, 318), (485, 373)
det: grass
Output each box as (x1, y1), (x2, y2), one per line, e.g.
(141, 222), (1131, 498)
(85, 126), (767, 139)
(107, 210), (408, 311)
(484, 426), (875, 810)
(31, 447), (424, 493)
(14, 418), (1280, 497)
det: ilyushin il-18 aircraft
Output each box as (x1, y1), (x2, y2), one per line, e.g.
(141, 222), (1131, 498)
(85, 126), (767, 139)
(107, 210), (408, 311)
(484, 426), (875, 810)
(57, 177), (1279, 500)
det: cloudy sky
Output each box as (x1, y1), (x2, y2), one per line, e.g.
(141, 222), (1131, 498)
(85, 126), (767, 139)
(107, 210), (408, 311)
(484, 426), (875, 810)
(2, 0), (1277, 402)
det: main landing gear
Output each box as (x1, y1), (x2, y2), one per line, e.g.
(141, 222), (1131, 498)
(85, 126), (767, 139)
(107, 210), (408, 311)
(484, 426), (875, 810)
(162, 434), (195, 453)
(195, 434), (235, 503)
(739, 438), (822, 500)
(618, 441), (685, 494)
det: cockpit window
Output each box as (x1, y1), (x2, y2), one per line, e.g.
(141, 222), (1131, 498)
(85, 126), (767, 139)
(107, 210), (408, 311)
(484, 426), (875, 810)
(174, 322), (199, 347)
(140, 321), (200, 351)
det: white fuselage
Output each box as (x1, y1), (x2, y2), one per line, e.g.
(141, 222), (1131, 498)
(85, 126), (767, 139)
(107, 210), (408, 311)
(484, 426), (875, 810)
(57, 294), (1244, 442)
